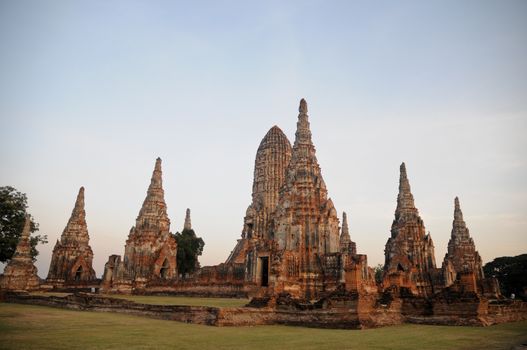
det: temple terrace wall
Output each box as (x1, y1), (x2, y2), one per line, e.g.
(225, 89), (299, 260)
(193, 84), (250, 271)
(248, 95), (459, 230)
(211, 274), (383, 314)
(2, 292), (526, 329)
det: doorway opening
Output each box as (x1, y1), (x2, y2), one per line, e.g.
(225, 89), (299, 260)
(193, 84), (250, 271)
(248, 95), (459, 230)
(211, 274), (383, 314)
(160, 258), (170, 278)
(260, 256), (269, 287)
(75, 266), (83, 281)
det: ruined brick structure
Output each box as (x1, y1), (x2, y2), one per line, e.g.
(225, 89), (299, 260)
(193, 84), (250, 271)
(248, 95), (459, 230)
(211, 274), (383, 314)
(3, 98), (524, 328)
(101, 158), (177, 293)
(0, 216), (40, 291)
(340, 212), (356, 256)
(268, 99), (342, 299)
(226, 125), (292, 278)
(383, 163), (438, 297)
(337, 212), (376, 295)
(44, 187), (96, 288)
(441, 197), (499, 296)
(222, 99), (374, 300)
(242, 125), (292, 242)
(225, 126), (292, 270)
(169, 125), (293, 297)
(442, 197), (483, 285)
(91, 100), (507, 316)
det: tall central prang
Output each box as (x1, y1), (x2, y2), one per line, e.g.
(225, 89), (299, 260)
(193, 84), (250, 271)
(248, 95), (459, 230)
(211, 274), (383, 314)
(269, 99), (341, 299)
(273, 99), (339, 253)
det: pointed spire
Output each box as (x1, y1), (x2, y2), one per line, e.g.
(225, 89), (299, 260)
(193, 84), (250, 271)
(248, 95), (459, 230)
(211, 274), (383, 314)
(454, 196), (463, 222)
(135, 157), (170, 232)
(72, 186), (85, 217)
(47, 188), (96, 282)
(295, 98), (312, 146)
(0, 213), (40, 290)
(60, 186), (89, 245)
(146, 157), (164, 197)
(21, 214), (31, 239)
(184, 208), (192, 231)
(339, 211), (356, 255)
(400, 162), (407, 179)
(273, 97), (338, 256)
(444, 196), (483, 281)
(451, 196), (469, 239)
(150, 157), (163, 191)
(399, 162), (410, 196)
(395, 162), (417, 216)
(341, 211), (350, 240)
(299, 98), (308, 113)
(14, 215), (32, 257)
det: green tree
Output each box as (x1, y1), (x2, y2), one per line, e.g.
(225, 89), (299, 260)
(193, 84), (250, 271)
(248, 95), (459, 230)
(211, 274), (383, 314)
(0, 186), (47, 262)
(373, 263), (384, 284)
(483, 254), (527, 300)
(174, 228), (204, 276)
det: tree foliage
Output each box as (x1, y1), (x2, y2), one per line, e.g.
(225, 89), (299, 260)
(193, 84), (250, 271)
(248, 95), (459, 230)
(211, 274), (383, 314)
(373, 263), (384, 284)
(174, 228), (204, 276)
(483, 254), (527, 300)
(0, 186), (47, 262)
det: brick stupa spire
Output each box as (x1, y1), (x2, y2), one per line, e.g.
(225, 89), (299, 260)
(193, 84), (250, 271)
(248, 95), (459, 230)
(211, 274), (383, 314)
(46, 187), (96, 286)
(383, 162), (437, 297)
(0, 215), (40, 291)
(452, 197), (469, 239)
(395, 162), (417, 218)
(184, 208), (192, 231)
(60, 187), (90, 245)
(135, 157), (170, 232)
(13, 216), (32, 257)
(340, 212), (357, 255)
(226, 125), (292, 265)
(274, 98), (339, 251)
(442, 197), (484, 286)
(243, 125), (292, 240)
(119, 157), (178, 285)
(271, 98), (341, 298)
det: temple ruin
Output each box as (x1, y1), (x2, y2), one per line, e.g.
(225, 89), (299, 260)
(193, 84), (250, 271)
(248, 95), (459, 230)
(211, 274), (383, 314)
(383, 163), (438, 297)
(1, 98), (525, 328)
(43, 187), (97, 290)
(100, 157), (178, 293)
(0, 216), (40, 291)
(267, 99), (342, 299)
(441, 197), (497, 296)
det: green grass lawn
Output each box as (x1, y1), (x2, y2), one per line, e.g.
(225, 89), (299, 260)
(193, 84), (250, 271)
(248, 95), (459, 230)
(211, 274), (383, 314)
(1, 303), (526, 350)
(99, 294), (250, 308)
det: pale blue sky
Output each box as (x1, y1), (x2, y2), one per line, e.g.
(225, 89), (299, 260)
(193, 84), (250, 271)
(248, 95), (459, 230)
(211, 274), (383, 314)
(1, 1), (526, 276)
